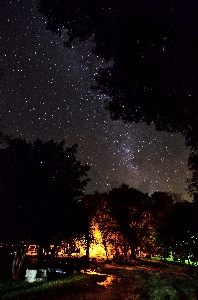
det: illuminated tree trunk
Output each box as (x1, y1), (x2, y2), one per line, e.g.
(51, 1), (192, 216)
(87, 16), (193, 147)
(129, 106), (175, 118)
(103, 241), (109, 261)
(85, 232), (90, 262)
(12, 238), (29, 281)
(123, 242), (128, 261)
(114, 232), (119, 259)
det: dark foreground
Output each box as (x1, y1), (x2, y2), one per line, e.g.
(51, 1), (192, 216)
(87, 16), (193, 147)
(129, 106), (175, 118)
(1, 258), (198, 300)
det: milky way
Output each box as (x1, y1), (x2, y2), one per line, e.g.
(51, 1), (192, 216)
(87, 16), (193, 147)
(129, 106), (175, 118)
(0, 0), (191, 198)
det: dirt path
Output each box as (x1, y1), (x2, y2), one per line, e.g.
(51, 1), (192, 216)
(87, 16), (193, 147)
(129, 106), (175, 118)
(52, 259), (198, 300)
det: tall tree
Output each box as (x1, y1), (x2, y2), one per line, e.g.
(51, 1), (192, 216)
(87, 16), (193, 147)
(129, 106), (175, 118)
(187, 152), (198, 196)
(106, 184), (149, 258)
(0, 137), (90, 280)
(82, 192), (104, 261)
(84, 192), (121, 260)
(38, 0), (198, 149)
(148, 192), (179, 259)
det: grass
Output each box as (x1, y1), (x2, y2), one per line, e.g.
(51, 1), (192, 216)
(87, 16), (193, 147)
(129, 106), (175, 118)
(150, 255), (197, 266)
(0, 274), (90, 300)
(1, 259), (198, 300)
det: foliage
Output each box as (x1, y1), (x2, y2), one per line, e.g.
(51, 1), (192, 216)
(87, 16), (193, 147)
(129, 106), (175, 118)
(0, 274), (87, 300)
(83, 185), (149, 258)
(0, 138), (90, 241)
(187, 152), (198, 196)
(82, 187), (198, 261)
(38, 0), (198, 149)
(147, 193), (198, 261)
(93, 192), (122, 259)
(0, 137), (90, 279)
(106, 184), (149, 256)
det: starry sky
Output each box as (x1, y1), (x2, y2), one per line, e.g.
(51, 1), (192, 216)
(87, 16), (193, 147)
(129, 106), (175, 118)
(0, 0), (191, 199)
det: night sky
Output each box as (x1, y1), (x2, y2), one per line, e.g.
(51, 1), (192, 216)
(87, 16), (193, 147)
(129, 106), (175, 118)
(0, 0), (191, 198)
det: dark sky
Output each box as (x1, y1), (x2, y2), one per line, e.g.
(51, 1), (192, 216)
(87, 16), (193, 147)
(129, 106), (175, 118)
(0, 0), (191, 198)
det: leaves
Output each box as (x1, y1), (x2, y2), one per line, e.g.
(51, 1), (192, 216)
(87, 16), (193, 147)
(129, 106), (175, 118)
(38, 0), (198, 149)
(187, 152), (198, 196)
(0, 137), (90, 243)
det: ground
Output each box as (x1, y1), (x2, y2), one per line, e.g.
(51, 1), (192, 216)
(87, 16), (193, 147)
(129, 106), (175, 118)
(1, 258), (198, 300)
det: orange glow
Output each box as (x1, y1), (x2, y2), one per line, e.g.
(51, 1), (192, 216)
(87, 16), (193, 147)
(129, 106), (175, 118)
(89, 222), (107, 259)
(77, 221), (113, 260)
(25, 221), (119, 260)
(81, 269), (99, 275)
(81, 269), (120, 288)
(97, 275), (118, 288)
(26, 245), (37, 256)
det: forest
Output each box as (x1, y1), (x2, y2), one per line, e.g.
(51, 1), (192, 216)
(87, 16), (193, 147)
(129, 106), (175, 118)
(0, 135), (198, 281)
(1, 1), (198, 298)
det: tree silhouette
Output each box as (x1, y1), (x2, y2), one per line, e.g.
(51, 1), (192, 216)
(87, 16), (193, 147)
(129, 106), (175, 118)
(148, 192), (175, 259)
(106, 184), (149, 258)
(187, 153), (198, 196)
(38, 0), (198, 149)
(0, 137), (90, 280)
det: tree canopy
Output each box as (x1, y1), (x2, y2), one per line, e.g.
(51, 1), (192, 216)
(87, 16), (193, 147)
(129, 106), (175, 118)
(0, 137), (90, 242)
(0, 137), (90, 279)
(38, 0), (198, 149)
(187, 152), (198, 196)
(82, 186), (197, 261)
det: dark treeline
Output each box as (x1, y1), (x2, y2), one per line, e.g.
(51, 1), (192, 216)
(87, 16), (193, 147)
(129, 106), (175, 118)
(38, 0), (198, 150)
(83, 186), (198, 265)
(0, 136), (90, 280)
(1, 136), (198, 281)
(35, 0), (198, 269)
(1, 0), (198, 284)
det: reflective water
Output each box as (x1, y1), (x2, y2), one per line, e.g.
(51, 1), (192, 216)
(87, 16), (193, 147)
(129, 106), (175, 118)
(97, 274), (118, 288)
(81, 269), (121, 288)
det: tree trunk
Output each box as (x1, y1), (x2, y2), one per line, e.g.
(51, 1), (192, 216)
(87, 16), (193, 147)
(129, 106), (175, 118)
(12, 238), (29, 281)
(114, 233), (119, 259)
(130, 245), (136, 259)
(123, 242), (128, 261)
(37, 242), (44, 268)
(85, 232), (90, 262)
(103, 241), (109, 261)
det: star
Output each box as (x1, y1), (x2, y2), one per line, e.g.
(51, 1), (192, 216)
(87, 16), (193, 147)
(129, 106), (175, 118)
(0, 0), (191, 200)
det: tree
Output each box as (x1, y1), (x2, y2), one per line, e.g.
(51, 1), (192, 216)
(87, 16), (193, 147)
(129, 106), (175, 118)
(94, 194), (120, 261)
(147, 192), (194, 261)
(0, 137), (90, 280)
(81, 192), (105, 261)
(187, 152), (198, 196)
(170, 200), (195, 263)
(82, 186), (149, 260)
(106, 184), (149, 258)
(38, 0), (198, 149)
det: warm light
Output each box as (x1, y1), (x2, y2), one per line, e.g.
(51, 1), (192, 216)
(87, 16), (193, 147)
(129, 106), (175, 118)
(26, 245), (37, 256)
(25, 221), (141, 260)
(77, 221), (112, 260)
(89, 222), (107, 259)
(97, 275), (117, 288)
(81, 269), (120, 288)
